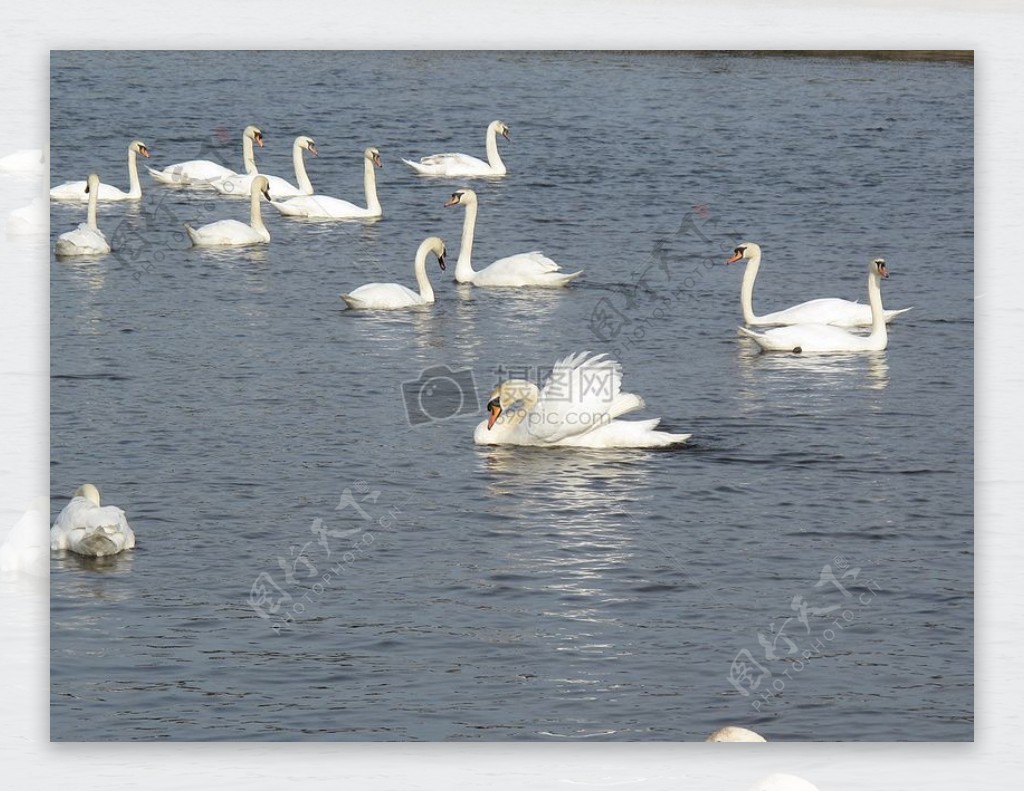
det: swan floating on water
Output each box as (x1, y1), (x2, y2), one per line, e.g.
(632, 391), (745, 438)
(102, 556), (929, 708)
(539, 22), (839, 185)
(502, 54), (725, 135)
(272, 147), (382, 220)
(475, 352), (690, 448)
(147, 125), (263, 186)
(444, 189), (582, 287)
(403, 120), (510, 178)
(50, 140), (149, 202)
(727, 241), (910, 327)
(208, 135), (316, 199)
(186, 175), (271, 247)
(54, 174), (110, 256)
(341, 236), (447, 310)
(738, 258), (894, 353)
(50, 484), (135, 557)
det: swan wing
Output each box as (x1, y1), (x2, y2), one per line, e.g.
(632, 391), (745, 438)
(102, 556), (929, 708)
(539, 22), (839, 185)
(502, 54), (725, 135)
(148, 160), (237, 184)
(528, 352), (626, 443)
(473, 252), (582, 287)
(760, 298), (870, 327)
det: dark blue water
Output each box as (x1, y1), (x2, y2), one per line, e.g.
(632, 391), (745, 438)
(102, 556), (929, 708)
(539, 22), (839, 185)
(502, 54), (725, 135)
(50, 51), (972, 741)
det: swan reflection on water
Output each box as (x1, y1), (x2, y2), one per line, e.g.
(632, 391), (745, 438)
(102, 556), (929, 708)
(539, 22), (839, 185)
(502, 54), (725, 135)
(736, 341), (890, 394)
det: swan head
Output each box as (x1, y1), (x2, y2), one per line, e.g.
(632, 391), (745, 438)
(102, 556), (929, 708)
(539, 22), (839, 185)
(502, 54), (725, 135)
(726, 241), (761, 264)
(129, 140), (150, 158)
(484, 380), (536, 430)
(251, 175), (271, 200)
(84, 172), (101, 194)
(444, 188), (477, 208)
(489, 120), (511, 141)
(870, 257), (889, 279)
(244, 125), (264, 147)
(296, 136), (318, 157)
(73, 483), (101, 507)
(365, 147), (382, 168)
(706, 725), (766, 742)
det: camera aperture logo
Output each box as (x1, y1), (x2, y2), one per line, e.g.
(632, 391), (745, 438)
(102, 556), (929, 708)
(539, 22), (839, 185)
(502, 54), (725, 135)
(402, 365), (479, 426)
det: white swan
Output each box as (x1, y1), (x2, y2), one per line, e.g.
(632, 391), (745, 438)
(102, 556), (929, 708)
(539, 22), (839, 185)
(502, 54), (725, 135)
(738, 258), (893, 353)
(403, 120), (510, 177)
(50, 484), (135, 557)
(208, 135), (316, 199)
(0, 148), (47, 175)
(49, 140), (149, 202)
(54, 174), (110, 256)
(341, 236), (447, 310)
(0, 499), (48, 578)
(706, 726), (767, 742)
(6, 197), (48, 238)
(271, 147), (383, 220)
(444, 189), (582, 287)
(147, 125), (263, 186)
(475, 352), (691, 448)
(728, 241), (910, 326)
(185, 175), (271, 247)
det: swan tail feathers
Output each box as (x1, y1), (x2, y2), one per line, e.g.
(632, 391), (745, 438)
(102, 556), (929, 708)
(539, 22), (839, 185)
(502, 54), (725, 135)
(70, 527), (121, 557)
(885, 307), (913, 321)
(737, 326), (763, 341)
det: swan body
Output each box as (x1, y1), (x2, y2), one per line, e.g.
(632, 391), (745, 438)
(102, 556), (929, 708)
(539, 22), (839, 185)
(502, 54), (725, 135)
(445, 189), (582, 287)
(0, 148), (46, 174)
(728, 242), (911, 326)
(272, 147), (382, 219)
(706, 726), (766, 742)
(147, 125), (263, 186)
(54, 173), (110, 256)
(185, 175), (271, 247)
(739, 258), (892, 353)
(6, 197), (48, 237)
(0, 501), (48, 577)
(50, 484), (135, 558)
(49, 140), (149, 202)
(475, 352), (690, 448)
(208, 135), (316, 198)
(341, 236), (446, 310)
(403, 120), (510, 177)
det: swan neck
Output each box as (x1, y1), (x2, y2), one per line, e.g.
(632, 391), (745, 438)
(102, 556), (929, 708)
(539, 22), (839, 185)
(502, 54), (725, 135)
(740, 253), (761, 324)
(413, 244), (435, 303)
(485, 125), (505, 172)
(455, 199), (478, 282)
(293, 143), (313, 194)
(86, 186), (98, 229)
(127, 148), (142, 198)
(868, 271), (887, 340)
(363, 156), (381, 214)
(250, 188), (267, 232)
(242, 134), (258, 175)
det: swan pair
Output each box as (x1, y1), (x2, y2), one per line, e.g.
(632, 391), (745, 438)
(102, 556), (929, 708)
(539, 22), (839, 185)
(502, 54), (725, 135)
(444, 189), (582, 287)
(50, 484), (135, 557)
(475, 352), (690, 448)
(54, 174), (110, 256)
(727, 241), (910, 327)
(738, 257), (893, 353)
(404, 119), (510, 178)
(272, 147), (383, 220)
(147, 125), (263, 186)
(50, 140), (150, 202)
(207, 135), (318, 199)
(186, 175), (272, 247)
(341, 237), (447, 310)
